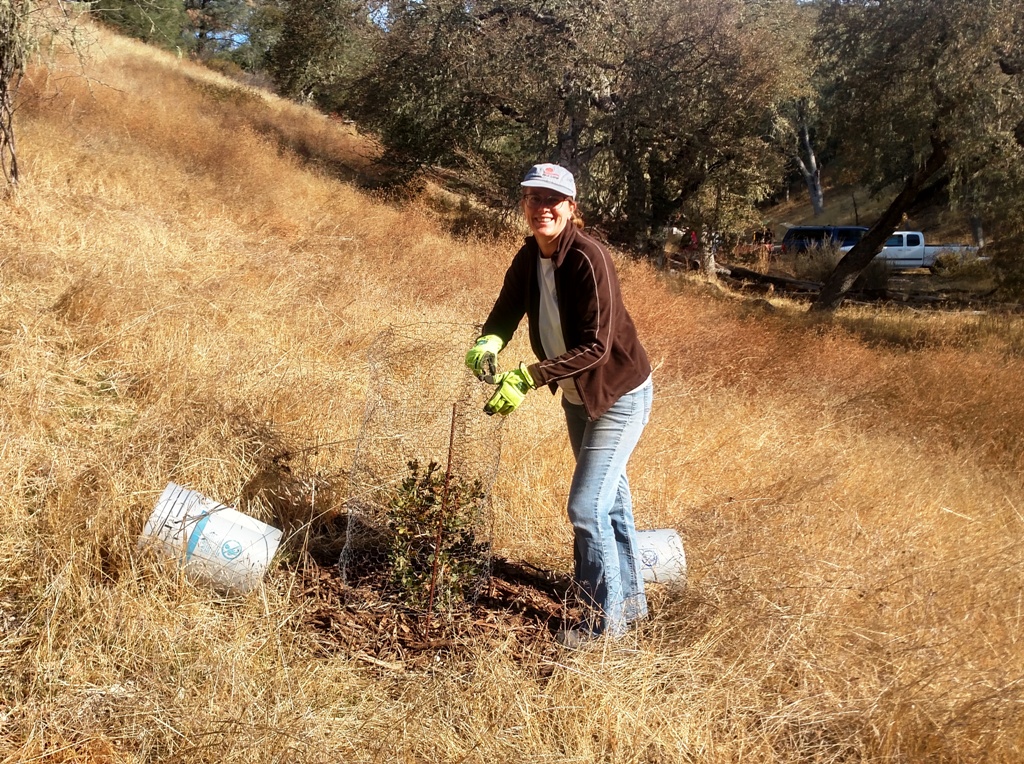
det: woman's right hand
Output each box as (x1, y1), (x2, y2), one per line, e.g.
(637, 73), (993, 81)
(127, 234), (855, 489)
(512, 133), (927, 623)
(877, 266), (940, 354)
(465, 334), (503, 382)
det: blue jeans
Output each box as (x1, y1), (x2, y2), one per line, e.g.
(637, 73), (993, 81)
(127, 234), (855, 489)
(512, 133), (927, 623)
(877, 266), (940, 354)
(562, 378), (652, 637)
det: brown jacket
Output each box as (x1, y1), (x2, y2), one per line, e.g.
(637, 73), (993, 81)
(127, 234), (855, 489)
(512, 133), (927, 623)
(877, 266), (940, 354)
(482, 225), (651, 420)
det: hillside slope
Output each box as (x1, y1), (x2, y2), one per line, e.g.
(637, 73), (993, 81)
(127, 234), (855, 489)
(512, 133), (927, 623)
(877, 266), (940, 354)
(767, 176), (977, 245)
(1, 24), (1023, 763)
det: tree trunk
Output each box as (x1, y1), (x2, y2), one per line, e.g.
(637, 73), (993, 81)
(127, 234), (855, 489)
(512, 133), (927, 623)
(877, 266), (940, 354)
(699, 245), (717, 277)
(797, 124), (824, 216)
(646, 227), (669, 269)
(811, 138), (948, 312)
(970, 215), (985, 248)
(0, 0), (25, 192)
(0, 77), (17, 190)
(555, 114), (581, 169)
(617, 146), (649, 244)
(700, 188), (723, 278)
(699, 226), (717, 278)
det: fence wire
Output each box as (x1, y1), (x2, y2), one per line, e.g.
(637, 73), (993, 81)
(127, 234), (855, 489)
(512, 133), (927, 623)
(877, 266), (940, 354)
(341, 323), (504, 616)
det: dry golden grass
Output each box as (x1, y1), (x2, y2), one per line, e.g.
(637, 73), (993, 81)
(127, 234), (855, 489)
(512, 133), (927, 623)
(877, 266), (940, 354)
(1, 24), (1023, 763)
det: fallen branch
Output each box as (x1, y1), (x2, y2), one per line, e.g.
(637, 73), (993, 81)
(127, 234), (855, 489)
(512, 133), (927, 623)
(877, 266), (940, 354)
(722, 264), (822, 293)
(717, 263), (1007, 310)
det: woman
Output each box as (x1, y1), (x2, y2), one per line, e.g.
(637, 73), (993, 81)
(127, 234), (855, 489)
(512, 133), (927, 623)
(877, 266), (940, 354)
(465, 163), (653, 647)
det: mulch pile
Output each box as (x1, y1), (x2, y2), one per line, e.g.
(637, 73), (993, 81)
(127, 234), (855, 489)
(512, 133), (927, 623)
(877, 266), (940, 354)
(286, 556), (578, 667)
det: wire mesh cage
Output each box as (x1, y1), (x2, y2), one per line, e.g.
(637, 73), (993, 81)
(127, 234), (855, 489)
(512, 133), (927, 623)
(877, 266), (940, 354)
(341, 323), (505, 618)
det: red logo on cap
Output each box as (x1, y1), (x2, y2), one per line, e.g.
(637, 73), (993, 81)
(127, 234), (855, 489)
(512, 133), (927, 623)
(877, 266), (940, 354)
(543, 167), (559, 176)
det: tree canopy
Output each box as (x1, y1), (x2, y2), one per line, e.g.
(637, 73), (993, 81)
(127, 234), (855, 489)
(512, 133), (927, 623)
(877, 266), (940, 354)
(14, 0), (1024, 307)
(91, 0), (188, 49)
(339, 0), (797, 247)
(810, 0), (1024, 309)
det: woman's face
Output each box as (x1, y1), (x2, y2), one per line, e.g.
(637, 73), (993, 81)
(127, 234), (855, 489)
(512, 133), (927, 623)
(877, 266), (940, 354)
(522, 191), (576, 245)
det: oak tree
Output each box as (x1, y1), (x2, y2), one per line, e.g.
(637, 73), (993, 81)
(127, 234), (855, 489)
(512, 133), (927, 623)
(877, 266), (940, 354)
(811, 0), (1024, 310)
(343, 0), (794, 254)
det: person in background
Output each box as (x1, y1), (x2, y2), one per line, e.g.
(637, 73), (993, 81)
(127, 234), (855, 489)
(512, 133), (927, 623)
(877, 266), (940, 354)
(465, 163), (654, 648)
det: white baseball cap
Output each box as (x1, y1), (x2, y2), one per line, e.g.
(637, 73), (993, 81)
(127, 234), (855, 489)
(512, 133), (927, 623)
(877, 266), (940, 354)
(521, 163), (576, 198)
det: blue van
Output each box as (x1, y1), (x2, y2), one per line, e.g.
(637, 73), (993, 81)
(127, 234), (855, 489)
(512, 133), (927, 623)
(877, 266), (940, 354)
(780, 226), (868, 254)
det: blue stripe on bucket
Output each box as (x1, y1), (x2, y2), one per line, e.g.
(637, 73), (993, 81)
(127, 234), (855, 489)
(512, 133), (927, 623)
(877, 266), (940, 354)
(186, 512), (211, 560)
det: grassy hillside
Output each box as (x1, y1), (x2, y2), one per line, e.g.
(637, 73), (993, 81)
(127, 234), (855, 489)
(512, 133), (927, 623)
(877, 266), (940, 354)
(2, 24), (1024, 762)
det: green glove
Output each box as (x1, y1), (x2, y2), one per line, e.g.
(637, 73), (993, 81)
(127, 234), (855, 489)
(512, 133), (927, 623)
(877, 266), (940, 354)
(465, 334), (504, 382)
(484, 364), (535, 416)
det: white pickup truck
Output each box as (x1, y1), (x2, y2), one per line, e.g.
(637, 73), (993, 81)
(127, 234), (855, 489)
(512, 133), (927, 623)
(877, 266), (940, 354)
(841, 231), (979, 269)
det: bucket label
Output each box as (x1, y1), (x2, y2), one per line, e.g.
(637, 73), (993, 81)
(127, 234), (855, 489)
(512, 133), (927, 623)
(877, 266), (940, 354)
(185, 513), (212, 561)
(220, 540), (243, 560)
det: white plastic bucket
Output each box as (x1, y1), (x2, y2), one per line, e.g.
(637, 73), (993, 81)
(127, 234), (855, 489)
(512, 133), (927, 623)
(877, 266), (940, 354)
(140, 482), (282, 593)
(636, 528), (686, 584)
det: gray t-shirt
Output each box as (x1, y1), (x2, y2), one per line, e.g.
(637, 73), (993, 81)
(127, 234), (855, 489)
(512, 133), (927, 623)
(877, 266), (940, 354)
(537, 256), (583, 405)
